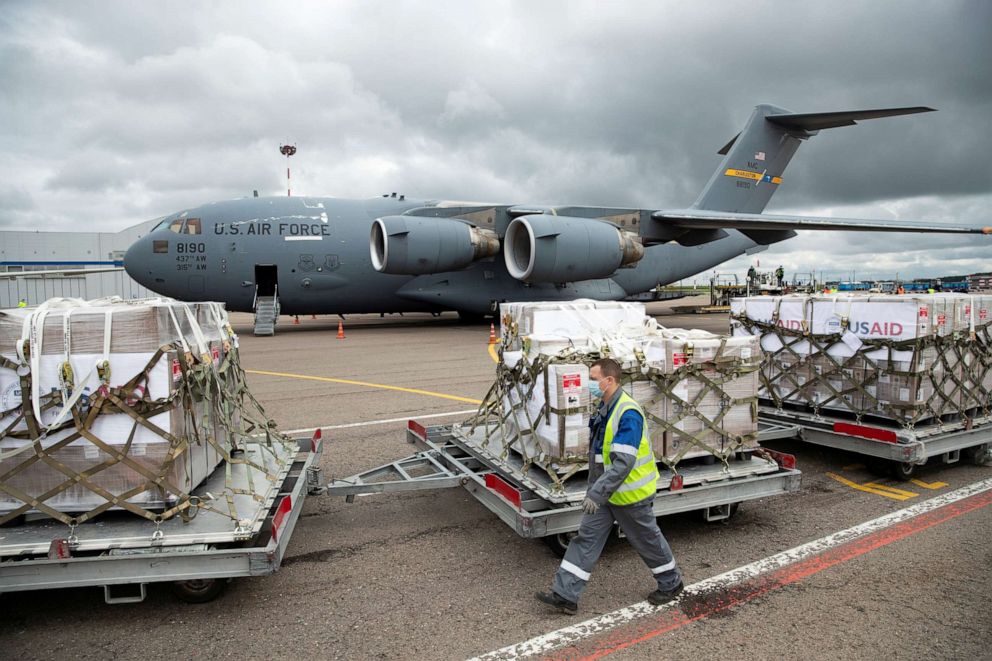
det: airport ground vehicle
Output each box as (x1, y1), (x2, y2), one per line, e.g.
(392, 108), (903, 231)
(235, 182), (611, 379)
(759, 406), (992, 480)
(0, 434), (323, 604)
(322, 419), (802, 557)
(0, 419), (801, 601)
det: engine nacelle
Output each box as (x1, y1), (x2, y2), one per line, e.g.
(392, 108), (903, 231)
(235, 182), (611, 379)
(370, 215), (500, 275)
(503, 214), (644, 282)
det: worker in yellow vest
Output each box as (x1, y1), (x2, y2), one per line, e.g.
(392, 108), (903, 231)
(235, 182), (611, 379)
(17, 298), (27, 308)
(537, 358), (683, 614)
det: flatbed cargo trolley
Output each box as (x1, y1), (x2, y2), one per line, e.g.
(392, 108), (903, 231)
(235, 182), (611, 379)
(759, 406), (992, 480)
(320, 419), (802, 556)
(0, 435), (323, 604)
(0, 419), (802, 602)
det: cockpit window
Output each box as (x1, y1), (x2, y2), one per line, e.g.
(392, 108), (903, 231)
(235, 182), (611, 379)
(182, 218), (202, 235)
(168, 218), (184, 233)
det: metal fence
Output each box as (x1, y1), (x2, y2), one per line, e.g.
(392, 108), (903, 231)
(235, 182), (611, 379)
(0, 269), (153, 308)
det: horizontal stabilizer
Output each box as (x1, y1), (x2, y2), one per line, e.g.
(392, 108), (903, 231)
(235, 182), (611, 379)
(765, 107), (935, 131)
(651, 209), (991, 235)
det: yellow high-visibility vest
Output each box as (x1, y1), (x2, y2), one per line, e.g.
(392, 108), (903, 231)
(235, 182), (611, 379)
(602, 391), (659, 506)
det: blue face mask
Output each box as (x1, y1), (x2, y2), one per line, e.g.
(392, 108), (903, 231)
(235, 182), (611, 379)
(589, 380), (603, 399)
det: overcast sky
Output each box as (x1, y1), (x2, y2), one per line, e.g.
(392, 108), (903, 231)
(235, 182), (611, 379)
(1, 1), (989, 280)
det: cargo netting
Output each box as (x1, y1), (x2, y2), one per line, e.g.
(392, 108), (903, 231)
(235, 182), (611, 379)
(0, 298), (296, 532)
(466, 301), (762, 491)
(731, 294), (992, 428)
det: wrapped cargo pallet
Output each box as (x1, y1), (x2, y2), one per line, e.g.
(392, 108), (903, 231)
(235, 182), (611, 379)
(467, 300), (761, 490)
(730, 293), (992, 426)
(0, 297), (296, 527)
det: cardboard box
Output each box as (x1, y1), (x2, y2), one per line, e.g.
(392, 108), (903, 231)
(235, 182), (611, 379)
(0, 300), (233, 515)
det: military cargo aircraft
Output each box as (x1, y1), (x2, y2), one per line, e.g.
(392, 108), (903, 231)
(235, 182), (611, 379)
(124, 104), (989, 334)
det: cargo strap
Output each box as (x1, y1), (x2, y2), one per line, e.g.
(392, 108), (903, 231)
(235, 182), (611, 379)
(0, 304), (296, 532)
(730, 312), (992, 428)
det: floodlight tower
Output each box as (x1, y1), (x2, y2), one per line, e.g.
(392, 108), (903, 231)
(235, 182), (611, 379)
(279, 144), (297, 196)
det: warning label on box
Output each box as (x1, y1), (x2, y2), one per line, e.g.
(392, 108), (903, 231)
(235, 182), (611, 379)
(561, 373), (582, 393)
(673, 352), (687, 367)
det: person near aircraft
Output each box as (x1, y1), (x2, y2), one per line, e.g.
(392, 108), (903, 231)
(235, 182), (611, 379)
(536, 358), (683, 614)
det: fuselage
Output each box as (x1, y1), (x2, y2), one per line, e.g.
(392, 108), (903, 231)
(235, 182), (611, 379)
(124, 196), (761, 315)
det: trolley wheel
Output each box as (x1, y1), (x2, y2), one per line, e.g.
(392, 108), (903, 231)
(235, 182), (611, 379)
(890, 461), (918, 481)
(543, 532), (577, 558)
(171, 578), (227, 603)
(964, 444), (991, 466)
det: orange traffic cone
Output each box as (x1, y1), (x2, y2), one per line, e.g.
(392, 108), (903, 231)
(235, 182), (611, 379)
(337, 320), (346, 339)
(294, 315), (300, 325)
(488, 323), (497, 344)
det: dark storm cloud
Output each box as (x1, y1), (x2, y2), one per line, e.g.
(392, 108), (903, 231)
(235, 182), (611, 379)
(0, 0), (988, 277)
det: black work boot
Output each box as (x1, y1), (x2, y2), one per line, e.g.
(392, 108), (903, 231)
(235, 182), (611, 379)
(648, 580), (684, 606)
(535, 590), (578, 614)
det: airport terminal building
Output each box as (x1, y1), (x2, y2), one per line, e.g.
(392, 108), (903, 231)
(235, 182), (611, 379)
(0, 219), (158, 308)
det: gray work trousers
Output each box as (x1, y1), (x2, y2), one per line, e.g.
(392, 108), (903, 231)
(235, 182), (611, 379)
(552, 498), (681, 604)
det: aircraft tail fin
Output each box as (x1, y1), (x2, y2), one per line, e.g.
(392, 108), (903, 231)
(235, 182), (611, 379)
(690, 105), (935, 215)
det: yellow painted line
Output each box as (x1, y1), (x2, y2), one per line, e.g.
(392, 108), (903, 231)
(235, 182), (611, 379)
(826, 472), (919, 501)
(488, 343), (499, 363)
(864, 482), (922, 499)
(245, 368), (483, 404)
(910, 478), (950, 490)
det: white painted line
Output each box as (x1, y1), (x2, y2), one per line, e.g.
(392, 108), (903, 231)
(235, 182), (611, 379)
(281, 408), (476, 435)
(470, 476), (992, 660)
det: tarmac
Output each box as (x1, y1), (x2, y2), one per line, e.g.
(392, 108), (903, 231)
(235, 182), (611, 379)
(1, 297), (990, 660)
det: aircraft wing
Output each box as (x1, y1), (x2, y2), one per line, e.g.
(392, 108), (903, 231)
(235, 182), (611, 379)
(650, 209), (991, 235)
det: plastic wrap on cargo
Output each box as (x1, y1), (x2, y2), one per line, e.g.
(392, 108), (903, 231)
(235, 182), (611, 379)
(468, 301), (761, 488)
(731, 293), (992, 425)
(0, 297), (295, 527)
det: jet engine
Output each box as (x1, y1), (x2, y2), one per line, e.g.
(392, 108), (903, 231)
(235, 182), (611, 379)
(503, 214), (644, 282)
(370, 216), (501, 275)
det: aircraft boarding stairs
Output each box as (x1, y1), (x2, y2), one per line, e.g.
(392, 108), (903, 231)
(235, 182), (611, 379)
(253, 285), (280, 336)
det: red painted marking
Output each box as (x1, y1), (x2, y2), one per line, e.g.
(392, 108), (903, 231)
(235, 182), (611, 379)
(544, 487), (992, 661)
(485, 473), (522, 509)
(833, 421), (898, 443)
(757, 447), (798, 470)
(270, 495), (293, 544)
(408, 419), (427, 440)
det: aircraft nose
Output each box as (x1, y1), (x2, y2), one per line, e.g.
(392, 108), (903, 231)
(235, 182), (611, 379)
(123, 236), (151, 286)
